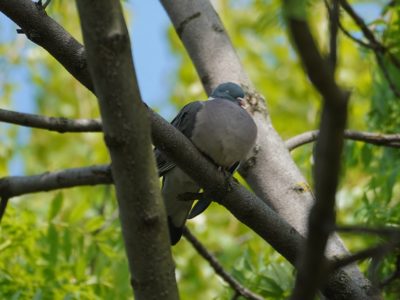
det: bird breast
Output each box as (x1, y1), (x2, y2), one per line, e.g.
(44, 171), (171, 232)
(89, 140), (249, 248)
(191, 99), (257, 168)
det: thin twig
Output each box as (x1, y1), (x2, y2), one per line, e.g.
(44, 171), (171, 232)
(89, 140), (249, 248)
(379, 255), (400, 288)
(374, 52), (400, 98)
(338, 20), (373, 49)
(182, 227), (264, 300)
(324, 0), (373, 49)
(42, 0), (51, 9)
(329, 241), (400, 271)
(339, 0), (400, 97)
(336, 225), (400, 238)
(285, 129), (400, 151)
(339, 0), (381, 47)
(328, 0), (340, 71)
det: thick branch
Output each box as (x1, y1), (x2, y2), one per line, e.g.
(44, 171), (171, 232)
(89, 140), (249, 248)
(76, 1), (178, 299)
(182, 227), (264, 300)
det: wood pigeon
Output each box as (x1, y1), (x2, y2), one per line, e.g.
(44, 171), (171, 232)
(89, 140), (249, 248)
(155, 82), (257, 245)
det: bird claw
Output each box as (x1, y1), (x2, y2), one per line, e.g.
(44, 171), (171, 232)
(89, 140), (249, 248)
(188, 193), (213, 219)
(37, 0), (51, 9)
(177, 192), (202, 202)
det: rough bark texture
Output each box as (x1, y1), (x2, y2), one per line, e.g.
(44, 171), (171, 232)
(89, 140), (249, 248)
(76, 1), (179, 299)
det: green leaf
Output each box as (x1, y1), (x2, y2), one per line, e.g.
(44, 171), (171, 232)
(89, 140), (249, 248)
(47, 223), (59, 267)
(48, 193), (63, 221)
(85, 216), (105, 233)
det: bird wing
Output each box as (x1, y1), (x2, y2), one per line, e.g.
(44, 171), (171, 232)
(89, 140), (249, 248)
(155, 101), (204, 177)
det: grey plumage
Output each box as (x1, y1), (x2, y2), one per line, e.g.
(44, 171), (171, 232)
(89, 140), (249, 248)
(155, 82), (257, 245)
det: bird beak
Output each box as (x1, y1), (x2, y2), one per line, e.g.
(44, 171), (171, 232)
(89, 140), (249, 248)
(238, 97), (248, 109)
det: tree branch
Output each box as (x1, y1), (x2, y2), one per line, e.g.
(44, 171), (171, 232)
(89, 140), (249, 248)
(380, 255), (400, 288)
(0, 197), (9, 223)
(328, 0), (339, 71)
(75, 1), (178, 299)
(285, 129), (400, 151)
(336, 225), (400, 238)
(0, 165), (112, 198)
(329, 240), (400, 272)
(182, 227), (264, 300)
(0, 108), (102, 132)
(339, 0), (400, 98)
(283, 1), (367, 299)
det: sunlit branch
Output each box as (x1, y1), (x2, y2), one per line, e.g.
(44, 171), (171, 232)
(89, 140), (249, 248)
(285, 130), (400, 151)
(182, 227), (264, 300)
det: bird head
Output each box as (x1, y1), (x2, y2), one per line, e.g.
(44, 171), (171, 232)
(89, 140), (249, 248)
(210, 82), (246, 107)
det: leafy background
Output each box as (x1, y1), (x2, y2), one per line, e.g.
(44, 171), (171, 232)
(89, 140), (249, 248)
(0, 0), (399, 299)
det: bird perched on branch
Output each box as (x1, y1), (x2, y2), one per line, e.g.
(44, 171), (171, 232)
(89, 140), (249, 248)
(155, 82), (257, 245)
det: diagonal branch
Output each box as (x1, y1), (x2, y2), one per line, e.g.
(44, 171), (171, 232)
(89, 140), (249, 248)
(339, 0), (400, 98)
(329, 240), (400, 272)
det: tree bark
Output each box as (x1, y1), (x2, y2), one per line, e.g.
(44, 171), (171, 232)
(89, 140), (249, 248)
(76, 1), (179, 299)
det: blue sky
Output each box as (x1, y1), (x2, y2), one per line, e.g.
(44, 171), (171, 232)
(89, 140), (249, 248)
(0, 1), (177, 175)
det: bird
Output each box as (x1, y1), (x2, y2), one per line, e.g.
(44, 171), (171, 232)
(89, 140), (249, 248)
(155, 82), (258, 245)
